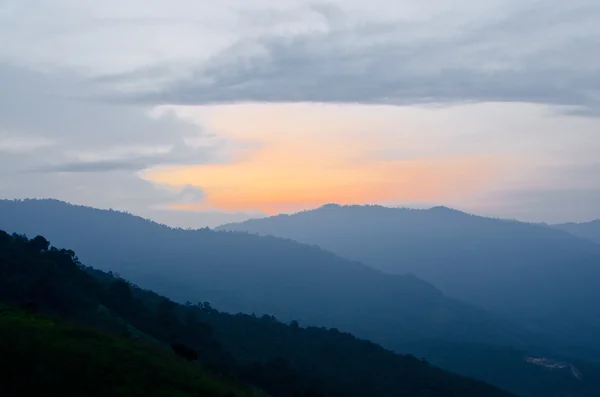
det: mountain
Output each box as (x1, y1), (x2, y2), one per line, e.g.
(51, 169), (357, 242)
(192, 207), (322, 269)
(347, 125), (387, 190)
(0, 199), (530, 354)
(218, 204), (600, 354)
(4, 203), (600, 396)
(553, 220), (600, 246)
(0, 229), (517, 397)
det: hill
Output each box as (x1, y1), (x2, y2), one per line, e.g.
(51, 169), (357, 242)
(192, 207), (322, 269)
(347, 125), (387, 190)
(0, 199), (530, 353)
(0, 229), (517, 397)
(0, 308), (262, 397)
(218, 204), (600, 354)
(553, 220), (600, 246)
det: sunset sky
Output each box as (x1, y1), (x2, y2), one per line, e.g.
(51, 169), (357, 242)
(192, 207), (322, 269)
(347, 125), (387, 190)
(1, 0), (599, 227)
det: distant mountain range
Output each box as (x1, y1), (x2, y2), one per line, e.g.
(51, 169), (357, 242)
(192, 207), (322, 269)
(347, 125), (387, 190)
(4, 198), (600, 396)
(553, 220), (600, 246)
(218, 204), (600, 357)
(0, 199), (528, 352)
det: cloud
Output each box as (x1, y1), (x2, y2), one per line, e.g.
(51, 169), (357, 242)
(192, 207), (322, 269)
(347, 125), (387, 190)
(175, 184), (205, 204)
(0, 131), (54, 153)
(38, 159), (151, 173)
(2, 1), (600, 224)
(143, 101), (600, 222)
(0, 64), (199, 148)
(4, 1), (598, 112)
(0, 63), (258, 225)
(95, 1), (600, 114)
(31, 140), (224, 174)
(0, 63), (228, 167)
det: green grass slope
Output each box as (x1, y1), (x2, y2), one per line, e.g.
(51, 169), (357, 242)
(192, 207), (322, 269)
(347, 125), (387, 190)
(0, 308), (262, 397)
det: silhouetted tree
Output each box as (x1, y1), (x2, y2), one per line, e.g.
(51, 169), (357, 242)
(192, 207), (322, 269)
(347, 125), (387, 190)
(29, 235), (49, 252)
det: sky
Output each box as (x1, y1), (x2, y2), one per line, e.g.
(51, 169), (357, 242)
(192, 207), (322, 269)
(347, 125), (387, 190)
(1, 0), (599, 227)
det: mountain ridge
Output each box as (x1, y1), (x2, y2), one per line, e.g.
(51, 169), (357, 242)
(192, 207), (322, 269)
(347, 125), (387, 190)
(217, 202), (600, 358)
(4, 199), (600, 396)
(0, 229), (520, 397)
(553, 219), (600, 246)
(0, 198), (528, 352)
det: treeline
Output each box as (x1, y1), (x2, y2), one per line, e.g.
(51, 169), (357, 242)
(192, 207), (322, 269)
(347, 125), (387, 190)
(0, 230), (514, 397)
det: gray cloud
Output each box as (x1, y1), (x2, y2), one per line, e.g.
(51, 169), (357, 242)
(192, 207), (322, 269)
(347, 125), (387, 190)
(0, 63), (229, 170)
(31, 141), (221, 174)
(37, 159), (151, 173)
(2, 1), (600, 225)
(101, 1), (600, 114)
(0, 63), (258, 226)
(0, 64), (194, 148)
(175, 184), (205, 204)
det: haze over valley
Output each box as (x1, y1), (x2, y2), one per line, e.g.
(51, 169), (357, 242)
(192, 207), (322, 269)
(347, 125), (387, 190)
(1, 1), (600, 396)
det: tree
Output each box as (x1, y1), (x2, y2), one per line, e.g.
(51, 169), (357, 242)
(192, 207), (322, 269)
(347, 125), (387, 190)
(29, 235), (50, 252)
(156, 298), (179, 339)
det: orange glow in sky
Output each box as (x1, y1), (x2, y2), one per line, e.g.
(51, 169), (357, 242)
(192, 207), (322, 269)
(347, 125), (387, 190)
(143, 104), (508, 214)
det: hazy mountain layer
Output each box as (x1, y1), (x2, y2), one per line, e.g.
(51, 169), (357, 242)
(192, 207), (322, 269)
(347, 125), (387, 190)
(554, 220), (600, 246)
(0, 229), (519, 397)
(0, 199), (533, 352)
(219, 204), (600, 355)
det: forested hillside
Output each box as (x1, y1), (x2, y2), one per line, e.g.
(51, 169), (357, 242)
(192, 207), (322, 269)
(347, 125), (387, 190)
(0, 229), (517, 397)
(0, 199), (530, 353)
(0, 308), (262, 397)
